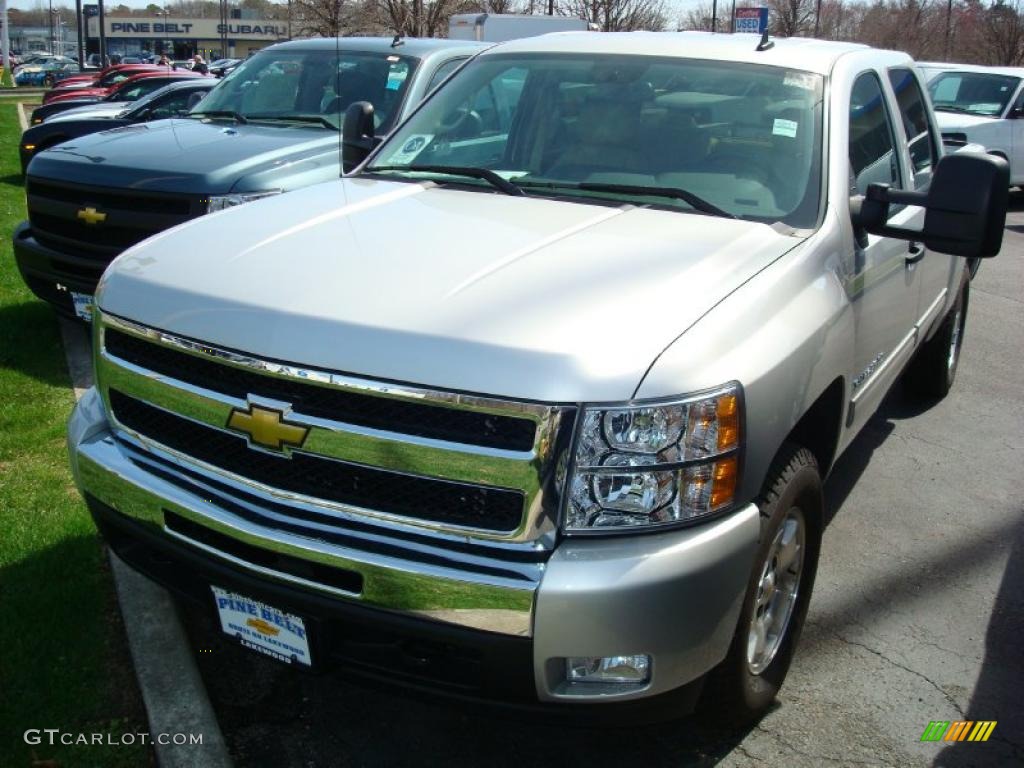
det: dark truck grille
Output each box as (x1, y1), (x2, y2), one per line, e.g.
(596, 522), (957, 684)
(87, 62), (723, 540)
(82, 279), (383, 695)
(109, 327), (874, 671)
(109, 390), (527, 533)
(25, 178), (201, 285)
(105, 329), (538, 452)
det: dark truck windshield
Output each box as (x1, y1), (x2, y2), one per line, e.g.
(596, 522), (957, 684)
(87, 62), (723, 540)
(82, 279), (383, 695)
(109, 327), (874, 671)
(928, 71), (1021, 117)
(368, 54), (824, 228)
(195, 49), (417, 131)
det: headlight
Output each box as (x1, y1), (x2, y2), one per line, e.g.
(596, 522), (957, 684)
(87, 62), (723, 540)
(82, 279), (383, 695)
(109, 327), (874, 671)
(565, 384), (741, 532)
(205, 190), (281, 213)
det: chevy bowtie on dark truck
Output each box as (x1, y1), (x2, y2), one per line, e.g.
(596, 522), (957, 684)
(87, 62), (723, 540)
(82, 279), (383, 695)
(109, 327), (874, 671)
(69, 33), (1006, 722)
(13, 37), (486, 321)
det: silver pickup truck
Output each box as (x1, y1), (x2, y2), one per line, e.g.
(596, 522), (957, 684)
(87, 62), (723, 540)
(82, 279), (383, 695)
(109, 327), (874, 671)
(68, 32), (1007, 722)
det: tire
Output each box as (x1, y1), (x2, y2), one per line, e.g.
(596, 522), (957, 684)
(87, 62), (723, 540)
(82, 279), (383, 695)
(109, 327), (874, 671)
(905, 279), (969, 400)
(699, 444), (822, 725)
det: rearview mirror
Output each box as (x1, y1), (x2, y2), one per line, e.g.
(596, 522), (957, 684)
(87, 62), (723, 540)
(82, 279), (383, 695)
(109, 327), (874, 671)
(851, 152), (1009, 258)
(342, 100), (376, 174)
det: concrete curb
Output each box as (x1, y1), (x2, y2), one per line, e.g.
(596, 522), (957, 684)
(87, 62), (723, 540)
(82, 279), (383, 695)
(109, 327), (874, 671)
(16, 100), (29, 131)
(58, 318), (233, 768)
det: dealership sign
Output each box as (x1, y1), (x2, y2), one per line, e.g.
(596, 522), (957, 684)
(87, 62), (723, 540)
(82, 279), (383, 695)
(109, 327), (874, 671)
(734, 7), (769, 34)
(87, 17), (287, 40)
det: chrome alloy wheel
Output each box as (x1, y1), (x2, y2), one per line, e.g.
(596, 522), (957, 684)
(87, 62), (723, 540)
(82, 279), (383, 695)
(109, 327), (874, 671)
(947, 307), (963, 373)
(747, 508), (805, 675)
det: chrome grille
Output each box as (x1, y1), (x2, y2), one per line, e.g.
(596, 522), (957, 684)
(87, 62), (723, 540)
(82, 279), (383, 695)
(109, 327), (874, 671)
(96, 312), (574, 545)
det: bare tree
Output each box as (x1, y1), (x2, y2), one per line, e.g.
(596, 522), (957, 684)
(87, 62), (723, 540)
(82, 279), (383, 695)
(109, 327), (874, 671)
(984, 0), (1024, 63)
(769, 0), (816, 35)
(292, 0), (351, 36)
(679, 0), (729, 31)
(561, 0), (667, 31)
(363, 0), (479, 36)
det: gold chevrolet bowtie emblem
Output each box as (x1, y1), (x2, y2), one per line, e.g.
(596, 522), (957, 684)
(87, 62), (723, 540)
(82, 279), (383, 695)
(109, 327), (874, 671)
(77, 206), (107, 225)
(226, 404), (309, 453)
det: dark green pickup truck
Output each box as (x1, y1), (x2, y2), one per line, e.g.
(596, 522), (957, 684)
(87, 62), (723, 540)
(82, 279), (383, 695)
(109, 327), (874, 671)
(14, 36), (486, 320)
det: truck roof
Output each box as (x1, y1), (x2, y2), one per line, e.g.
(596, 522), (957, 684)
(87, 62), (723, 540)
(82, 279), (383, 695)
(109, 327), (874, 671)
(917, 61), (1024, 77)
(266, 36), (490, 59)
(486, 31), (877, 76)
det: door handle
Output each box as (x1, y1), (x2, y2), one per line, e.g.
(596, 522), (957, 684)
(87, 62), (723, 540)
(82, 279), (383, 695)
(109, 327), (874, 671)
(906, 242), (926, 264)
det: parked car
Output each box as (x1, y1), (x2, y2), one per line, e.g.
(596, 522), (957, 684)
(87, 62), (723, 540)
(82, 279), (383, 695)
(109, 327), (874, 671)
(42, 64), (165, 103)
(47, 63), (161, 95)
(208, 57), (241, 77)
(14, 58), (80, 86)
(63, 32), (1007, 722)
(20, 80), (215, 173)
(30, 70), (208, 124)
(15, 37), (487, 318)
(918, 62), (1024, 185)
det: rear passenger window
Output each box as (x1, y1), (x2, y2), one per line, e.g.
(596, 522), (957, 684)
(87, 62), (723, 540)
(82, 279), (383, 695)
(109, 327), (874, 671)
(888, 68), (936, 189)
(849, 72), (902, 196)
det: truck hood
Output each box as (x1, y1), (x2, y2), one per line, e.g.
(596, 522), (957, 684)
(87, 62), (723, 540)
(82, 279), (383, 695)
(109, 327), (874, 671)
(99, 179), (804, 402)
(47, 102), (129, 122)
(933, 110), (1000, 129)
(34, 118), (340, 194)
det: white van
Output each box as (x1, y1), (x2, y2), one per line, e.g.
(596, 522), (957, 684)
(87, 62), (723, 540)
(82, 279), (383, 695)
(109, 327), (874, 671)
(448, 13), (590, 42)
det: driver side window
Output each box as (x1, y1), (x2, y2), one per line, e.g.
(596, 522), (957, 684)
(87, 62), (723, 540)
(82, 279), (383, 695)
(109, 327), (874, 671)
(149, 91), (198, 120)
(849, 72), (903, 197)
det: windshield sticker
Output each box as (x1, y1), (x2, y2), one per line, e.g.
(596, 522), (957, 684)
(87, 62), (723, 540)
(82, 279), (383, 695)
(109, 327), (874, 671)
(388, 134), (434, 165)
(773, 118), (799, 138)
(783, 72), (817, 91)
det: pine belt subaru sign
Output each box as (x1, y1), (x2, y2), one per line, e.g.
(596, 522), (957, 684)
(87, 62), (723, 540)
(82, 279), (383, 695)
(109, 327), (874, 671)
(734, 7), (769, 34)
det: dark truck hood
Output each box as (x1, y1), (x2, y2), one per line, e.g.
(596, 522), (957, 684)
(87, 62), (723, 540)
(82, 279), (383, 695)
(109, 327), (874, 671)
(30, 118), (342, 195)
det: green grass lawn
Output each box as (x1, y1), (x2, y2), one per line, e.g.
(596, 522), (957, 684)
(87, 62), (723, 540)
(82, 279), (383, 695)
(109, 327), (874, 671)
(0, 105), (150, 766)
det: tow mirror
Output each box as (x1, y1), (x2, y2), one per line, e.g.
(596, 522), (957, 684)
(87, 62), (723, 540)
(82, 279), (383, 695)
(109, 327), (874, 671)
(342, 100), (376, 174)
(851, 152), (1009, 258)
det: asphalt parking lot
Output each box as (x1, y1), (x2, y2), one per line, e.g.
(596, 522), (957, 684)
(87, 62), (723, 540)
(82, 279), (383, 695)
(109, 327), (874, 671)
(178, 203), (1024, 768)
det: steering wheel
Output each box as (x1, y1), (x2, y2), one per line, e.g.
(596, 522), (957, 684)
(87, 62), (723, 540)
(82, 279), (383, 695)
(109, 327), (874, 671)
(439, 104), (482, 137)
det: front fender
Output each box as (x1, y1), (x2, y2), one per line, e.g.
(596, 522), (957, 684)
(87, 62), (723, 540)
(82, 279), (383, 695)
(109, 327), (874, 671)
(634, 214), (852, 502)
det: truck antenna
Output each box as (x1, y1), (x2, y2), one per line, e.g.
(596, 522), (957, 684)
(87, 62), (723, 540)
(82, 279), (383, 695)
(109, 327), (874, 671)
(391, 34), (404, 48)
(756, 30), (774, 51)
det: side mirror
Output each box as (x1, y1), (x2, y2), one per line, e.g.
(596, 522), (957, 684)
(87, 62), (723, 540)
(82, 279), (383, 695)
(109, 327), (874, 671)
(851, 152), (1009, 258)
(342, 100), (375, 174)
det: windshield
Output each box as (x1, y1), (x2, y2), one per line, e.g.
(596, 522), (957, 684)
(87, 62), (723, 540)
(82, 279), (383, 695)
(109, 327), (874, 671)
(367, 54), (824, 228)
(194, 49), (418, 131)
(928, 72), (1020, 117)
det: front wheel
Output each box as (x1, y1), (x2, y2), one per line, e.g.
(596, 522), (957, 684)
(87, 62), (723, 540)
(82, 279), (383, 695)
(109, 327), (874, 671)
(699, 444), (822, 724)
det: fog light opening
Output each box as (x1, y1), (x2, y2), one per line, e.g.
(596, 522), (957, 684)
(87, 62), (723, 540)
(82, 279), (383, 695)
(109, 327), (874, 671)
(565, 654), (651, 685)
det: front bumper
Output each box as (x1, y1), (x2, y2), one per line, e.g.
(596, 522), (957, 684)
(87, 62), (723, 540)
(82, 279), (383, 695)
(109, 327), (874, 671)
(13, 221), (106, 317)
(70, 387), (759, 711)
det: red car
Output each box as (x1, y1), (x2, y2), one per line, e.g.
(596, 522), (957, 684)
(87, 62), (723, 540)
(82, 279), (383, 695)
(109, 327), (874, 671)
(42, 69), (205, 106)
(43, 64), (167, 103)
(32, 70), (208, 123)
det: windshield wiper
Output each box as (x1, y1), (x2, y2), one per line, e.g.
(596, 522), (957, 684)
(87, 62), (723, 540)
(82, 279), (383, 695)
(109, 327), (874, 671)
(516, 180), (735, 218)
(246, 114), (338, 129)
(190, 110), (248, 123)
(367, 165), (525, 197)
(932, 105), (980, 115)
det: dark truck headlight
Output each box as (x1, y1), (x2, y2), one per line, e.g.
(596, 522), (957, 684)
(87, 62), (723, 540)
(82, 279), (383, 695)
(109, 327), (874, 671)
(565, 384), (742, 532)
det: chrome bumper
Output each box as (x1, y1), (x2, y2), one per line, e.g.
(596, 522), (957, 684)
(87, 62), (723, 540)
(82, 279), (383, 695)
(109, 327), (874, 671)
(70, 387), (760, 703)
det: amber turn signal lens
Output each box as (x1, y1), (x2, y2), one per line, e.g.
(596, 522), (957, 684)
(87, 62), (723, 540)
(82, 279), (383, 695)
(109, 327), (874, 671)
(716, 394), (740, 452)
(710, 455), (738, 509)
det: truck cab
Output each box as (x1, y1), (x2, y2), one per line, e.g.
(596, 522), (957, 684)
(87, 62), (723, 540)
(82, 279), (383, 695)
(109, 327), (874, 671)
(14, 37), (487, 321)
(68, 33), (1006, 721)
